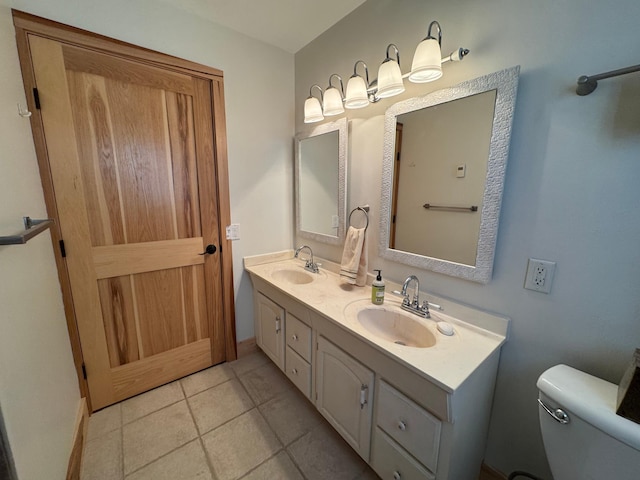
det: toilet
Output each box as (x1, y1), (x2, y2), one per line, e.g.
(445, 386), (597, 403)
(537, 364), (640, 479)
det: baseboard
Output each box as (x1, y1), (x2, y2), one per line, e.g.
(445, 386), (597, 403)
(66, 398), (88, 480)
(479, 462), (508, 480)
(237, 337), (258, 358)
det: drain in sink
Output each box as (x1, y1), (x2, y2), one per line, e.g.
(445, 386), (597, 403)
(394, 340), (407, 346)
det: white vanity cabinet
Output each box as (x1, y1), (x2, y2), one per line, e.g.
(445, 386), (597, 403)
(316, 335), (374, 460)
(246, 258), (507, 480)
(255, 292), (285, 370)
(285, 314), (312, 398)
(371, 380), (441, 479)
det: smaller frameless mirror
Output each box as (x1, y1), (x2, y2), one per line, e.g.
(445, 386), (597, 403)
(295, 118), (348, 245)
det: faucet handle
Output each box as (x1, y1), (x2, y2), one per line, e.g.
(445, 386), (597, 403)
(392, 290), (411, 306)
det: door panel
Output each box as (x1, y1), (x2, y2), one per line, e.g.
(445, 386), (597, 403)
(28, 34), (225, 409)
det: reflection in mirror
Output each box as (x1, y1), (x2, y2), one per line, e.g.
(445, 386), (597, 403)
(380, 66), (520, 283)
(392, 90), (496, 265)
(295, 118), (347, 245)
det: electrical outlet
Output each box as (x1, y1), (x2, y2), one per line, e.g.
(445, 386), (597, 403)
(524, 258), (556, 293)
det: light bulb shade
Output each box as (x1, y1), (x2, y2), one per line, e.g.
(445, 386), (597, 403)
(304, 96), (324, 123)
(409, 37), (443, 83)
(345, 75), (370, 109)
(323, 87), (344, 116)
(376, 59), (405, 98)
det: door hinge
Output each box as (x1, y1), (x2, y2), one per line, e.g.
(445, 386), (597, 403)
(33, 88), (41, 110)
(59, 239), (66, 258)
(392, 215), (396, 224)
(81, 363), (87, 380)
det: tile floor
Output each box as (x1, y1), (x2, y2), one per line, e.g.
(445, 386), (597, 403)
(81, 350), (379, 480)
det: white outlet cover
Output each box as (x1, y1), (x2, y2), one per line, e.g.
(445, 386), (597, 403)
(524, 258), (556, 293)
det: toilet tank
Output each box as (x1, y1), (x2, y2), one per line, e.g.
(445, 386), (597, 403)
(537, 364), (640, 480)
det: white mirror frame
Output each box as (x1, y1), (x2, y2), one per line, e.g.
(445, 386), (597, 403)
(379, 66), (520, 283)
(295, 117), (348, 245)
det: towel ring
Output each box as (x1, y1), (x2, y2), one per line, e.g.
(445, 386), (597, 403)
(348, 205), (369, 231)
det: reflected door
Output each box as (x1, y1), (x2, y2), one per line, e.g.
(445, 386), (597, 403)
(28, 35), (226, 409)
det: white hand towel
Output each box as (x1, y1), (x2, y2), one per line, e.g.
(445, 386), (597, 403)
(340, 226), (368, 286)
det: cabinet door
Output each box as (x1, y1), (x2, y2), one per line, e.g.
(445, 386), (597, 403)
(316, 336), (374, 460)
(256, 293), (284, 370)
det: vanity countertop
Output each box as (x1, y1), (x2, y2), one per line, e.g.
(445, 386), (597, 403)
(244, 251), (509, 393)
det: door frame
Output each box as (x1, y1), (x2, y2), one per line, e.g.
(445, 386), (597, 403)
(12, 10), (237, 410)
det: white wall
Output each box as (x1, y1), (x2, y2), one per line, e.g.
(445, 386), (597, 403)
(295, 0), (640, 476)
(0, 5), (79, 479)
(0, 0), (294, 477)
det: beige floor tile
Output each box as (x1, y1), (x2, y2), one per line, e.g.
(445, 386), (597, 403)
(123, 401), (198, 474)
(125, 440), (212, 480)
(181, 363), (236, 397)
(238, 362), (293, 405)
(202, 409), (282, 480)
(87, 403), (122, 442)
(240, 451), (303, 480)
(229, 350), (270, 376)
(189, 378), (254, 434)
(288, 423), (369, 480)
(81, 429), (123, 480)
(122, 382), (184, 424)
(259, 387), (323, 445)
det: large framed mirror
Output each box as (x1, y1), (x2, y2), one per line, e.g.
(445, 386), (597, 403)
(379, 66), (520, 283)
(295, 117), (348, 245)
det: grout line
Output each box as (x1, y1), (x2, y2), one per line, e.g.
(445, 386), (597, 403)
(120, 418), (125, 480)
(121, 382), (186, 426)
(182, 385), (219, 480)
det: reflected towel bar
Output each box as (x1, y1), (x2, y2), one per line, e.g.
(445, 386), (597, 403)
(423, 204), (478, 212)
(0, 217), (54, 245)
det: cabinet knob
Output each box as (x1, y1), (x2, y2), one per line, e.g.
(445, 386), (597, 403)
(292, 368), (298, 375)
(397, 420), (407, 431)
(393, 471), (402, 480)
(292, 334), (298, 341)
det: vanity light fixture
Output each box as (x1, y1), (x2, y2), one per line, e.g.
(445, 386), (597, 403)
(409, 21), (443, 83)
(376, 44), (405, 99)
(323, 74), (345, 116)
(304, 84), (324, 123)
(304, 19), (469, 123)
(345, 61), (371, 109)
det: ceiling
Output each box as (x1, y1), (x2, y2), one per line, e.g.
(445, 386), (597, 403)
(158, 0), (367, 53)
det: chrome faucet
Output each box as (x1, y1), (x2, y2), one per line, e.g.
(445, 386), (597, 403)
(399, 275), (430, 318)
(294, 245), (319, 273)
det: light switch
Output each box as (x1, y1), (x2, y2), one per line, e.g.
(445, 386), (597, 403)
(225, 224), (240, 240)
(456, 164), (466, 178)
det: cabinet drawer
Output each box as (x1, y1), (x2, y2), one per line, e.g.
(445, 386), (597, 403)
(377, 380), (441, 473)
(286, 346), (311, 398)
(372, 427), (434, 480)
(286, 314), (312, 362)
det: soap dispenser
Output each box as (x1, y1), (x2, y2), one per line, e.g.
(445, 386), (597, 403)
(371, 269), (385, 305)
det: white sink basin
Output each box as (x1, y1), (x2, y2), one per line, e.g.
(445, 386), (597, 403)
(271, 268), (314, 285)
(354, 306), (436, 348)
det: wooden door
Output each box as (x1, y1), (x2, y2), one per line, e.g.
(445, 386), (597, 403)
(26, 34), (227, 410)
